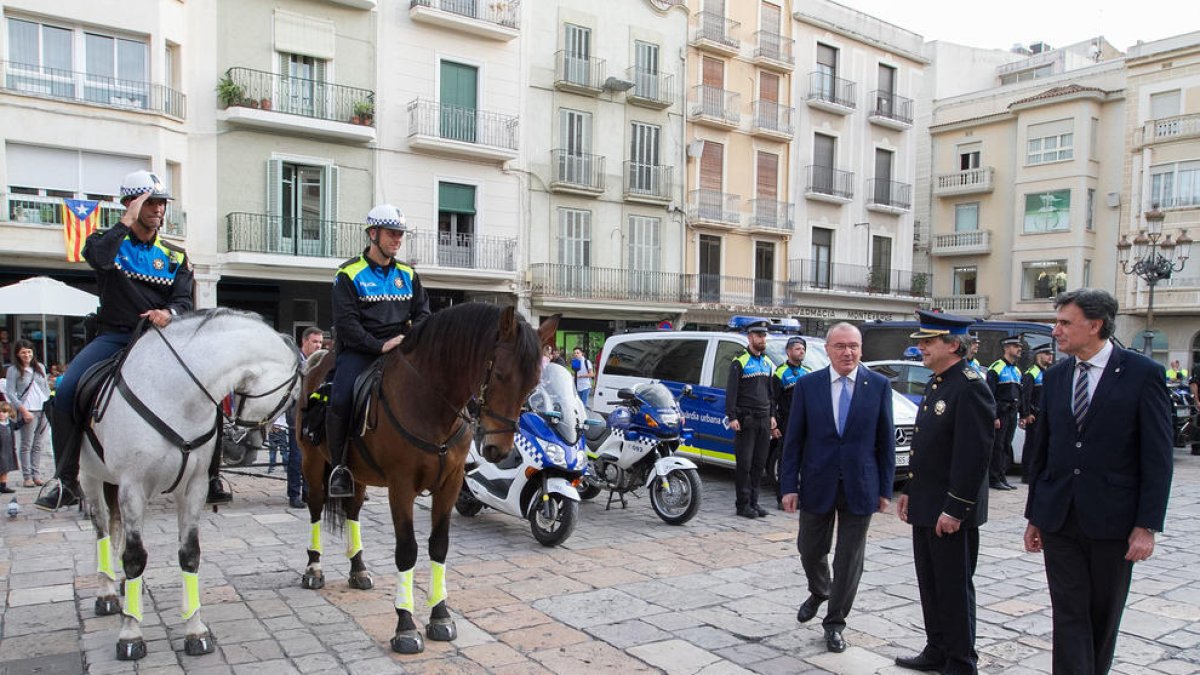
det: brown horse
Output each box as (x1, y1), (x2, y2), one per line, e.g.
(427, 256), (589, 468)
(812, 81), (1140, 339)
(295, 303), (553, 653)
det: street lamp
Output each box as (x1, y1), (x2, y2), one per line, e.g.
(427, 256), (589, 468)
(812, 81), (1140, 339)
(1116, 205), (1193, 355)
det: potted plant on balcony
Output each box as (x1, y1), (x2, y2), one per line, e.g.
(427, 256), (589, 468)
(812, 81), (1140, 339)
(216, 75), (246, 109)
(867, 267), (889, 294)
(260, 97), (272, 110)
(910, 272), (928, 297)
(352, 100), (374, 126)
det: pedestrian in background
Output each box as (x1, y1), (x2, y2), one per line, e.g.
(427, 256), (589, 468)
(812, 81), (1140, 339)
(726, 319), (776, 519)
(571, 347), (593, 405)
(780, 323), (894, 654)
(6, 339), (51, 488)
(896, 310), (994, 675)
(1024, 288), (1173, 675)
(0, 402), (18, 493)
(288, 326), (324, 508)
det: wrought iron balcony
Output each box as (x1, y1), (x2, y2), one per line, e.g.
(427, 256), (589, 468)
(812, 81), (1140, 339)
(805, 72), (855, 113)
(691, 12), (740, 55)
(626, 67), (673, 109)
(788, 259), (929, 297)
(753, 31), (794, 70)
(752, 100), (793, 138)
(688, 189), (740, 227)
(623, 161), (672, 203)
(555, 50), (606, 95)
(3, 59), (186, 119)
(933, 167), (995, 197)
(688, 85), (740, 128)
(408, 0), (520, 41)
(805, 165), (854, 203)
(529, 263), (690, 305)
(869, 90), (913, 128)
(407, 98), (519, 161)
(4, 193), (186, 237)
(931, 230), (992, 256)
(930, 294), (989, 316)
(220, 67), (375, 142)
(866, 178), (912, 212)
(550, 150), (605, 195)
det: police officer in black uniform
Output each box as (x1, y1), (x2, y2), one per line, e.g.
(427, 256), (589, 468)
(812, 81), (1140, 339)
(1018, 345), (1052, 482)
(327, 204), (430, 498)
(726, 319), (776, 518)
(986, 335), (1023, 490)
(895, 310), (994, 675)
(770, 336), (809, 508)
(36, 171), (233, 510)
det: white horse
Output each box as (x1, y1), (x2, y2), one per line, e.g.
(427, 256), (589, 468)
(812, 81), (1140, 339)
(79, 309), (300, 661)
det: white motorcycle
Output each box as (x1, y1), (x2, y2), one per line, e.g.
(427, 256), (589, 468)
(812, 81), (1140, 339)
(456, 363), (591, 547)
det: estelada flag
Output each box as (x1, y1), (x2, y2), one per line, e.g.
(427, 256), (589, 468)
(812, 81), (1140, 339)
(62, 198), (100, 263)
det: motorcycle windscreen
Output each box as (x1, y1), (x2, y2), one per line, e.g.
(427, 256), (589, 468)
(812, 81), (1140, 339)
(528, 363), (587, 445)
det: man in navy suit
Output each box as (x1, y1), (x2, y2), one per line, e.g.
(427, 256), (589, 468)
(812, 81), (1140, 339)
(1024, 288), (1173, 675)
(780, 322), (895, 654)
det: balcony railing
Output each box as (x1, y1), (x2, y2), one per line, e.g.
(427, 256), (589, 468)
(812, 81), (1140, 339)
(555, 51), (605, 94)
(5, 194), (187, 237)
(222, 67), (373, 126)
(623, 161), (672, 202)
(805, 165), (854, 201)
(748, 199), (793, 231)
(1142, 113), (1200, 145)
(788, 259), (929, 297)
(930, 295), (988, 316)
(754, 31), (794, 67)
(931, 229), (992, 256)
(867, 178), (912, 210)
(693, 12), (740, 51)
(3, 59), (186, 118)
(933, 167), (995, 196)
(407, 98), (519, 152)
(806, 71), (856, 110)
(626, 67), (674, 108)
(409, 0), (520, 29)
(689, 85), (740, 126)
(688, 189), (740, 225)
(752, 100), (793, 136)
(551, 150), (605, 193)
(225, 212), (515, 271)
(870, 90), (913, 125)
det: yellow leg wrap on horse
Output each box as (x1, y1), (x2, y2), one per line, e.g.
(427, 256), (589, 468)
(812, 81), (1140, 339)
(345, 520), (362, 559)
(309, 522), (322, 554)
(394, 569), (414, 613)
(124, 576), (143, 622)
(428, 561), (447, 608)
(180, 571), (201, 620)
(97, 536), (115, 581)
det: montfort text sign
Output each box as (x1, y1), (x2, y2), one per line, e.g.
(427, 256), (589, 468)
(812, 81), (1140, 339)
(795, 306), (898, 322)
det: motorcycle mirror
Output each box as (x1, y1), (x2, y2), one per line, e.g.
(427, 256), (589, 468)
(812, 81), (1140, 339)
(584, 418), (604, 427)
(681, 384), (695, 398)
(541, 410), (563, 420)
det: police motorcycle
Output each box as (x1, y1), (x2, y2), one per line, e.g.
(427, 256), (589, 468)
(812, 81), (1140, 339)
(456, 363), (591, 547)
(580, 382), (702, 525)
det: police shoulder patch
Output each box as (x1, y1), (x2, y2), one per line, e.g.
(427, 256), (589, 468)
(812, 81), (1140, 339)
(963, 366), (980, 380)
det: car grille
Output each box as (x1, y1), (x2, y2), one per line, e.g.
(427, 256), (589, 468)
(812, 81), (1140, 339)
(895, 425), (914, 447)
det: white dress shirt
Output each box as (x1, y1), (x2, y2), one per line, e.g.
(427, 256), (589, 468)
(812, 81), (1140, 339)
(1074, 340), (1113, 403)
(829, 365), (858, 414)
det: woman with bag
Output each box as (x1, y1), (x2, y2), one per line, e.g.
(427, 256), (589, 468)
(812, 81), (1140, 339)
(5, 340), (51, 487)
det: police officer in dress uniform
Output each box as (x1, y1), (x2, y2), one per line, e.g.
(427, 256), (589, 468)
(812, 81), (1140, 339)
(986, 335), (1023, 490)
(35, 171), (232, 509)
(326, 205), (430, 498)
(726, 319), (776, 518)
(895, 310), (994, 675)
(1019, 345), (1052, 483)
(770, 336), (809, 508)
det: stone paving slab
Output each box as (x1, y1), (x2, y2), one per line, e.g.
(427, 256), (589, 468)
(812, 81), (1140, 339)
(3, 450), (1200, 673)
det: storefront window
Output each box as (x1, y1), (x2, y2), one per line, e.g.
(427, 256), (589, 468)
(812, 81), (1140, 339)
(1022, 260), (1068, 300)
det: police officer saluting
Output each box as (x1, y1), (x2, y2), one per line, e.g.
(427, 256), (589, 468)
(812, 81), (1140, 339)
(726, 318), (776, 518)
(1018, 345), (1052, 483)
(36, 171), (232, 509)
(986, 335), (1022, 490)
(326, 205), (430, 498)
(895, 310), (994, 675)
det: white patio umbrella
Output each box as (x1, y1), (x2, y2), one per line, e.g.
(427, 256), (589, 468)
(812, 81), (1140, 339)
(0, 276), (99, 363)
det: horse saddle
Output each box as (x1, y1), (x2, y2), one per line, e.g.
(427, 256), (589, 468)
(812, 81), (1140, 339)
(75, 354), (123, 424)
(351, 357), (388, 436)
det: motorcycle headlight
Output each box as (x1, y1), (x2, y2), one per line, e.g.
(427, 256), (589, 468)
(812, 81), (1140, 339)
(544, 443), (566, 466)
(660, 412), (680, 426)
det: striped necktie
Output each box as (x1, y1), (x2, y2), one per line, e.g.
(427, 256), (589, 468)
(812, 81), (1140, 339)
(1073, 361), (1091, 430)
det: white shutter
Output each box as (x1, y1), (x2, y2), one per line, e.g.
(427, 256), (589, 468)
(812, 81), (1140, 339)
(323, 164), (339, 223)
(81, 152), (147, 196)
(273, 10), (335, 60)
(266, 159), (283, 218)
(6, 144), (79, 192)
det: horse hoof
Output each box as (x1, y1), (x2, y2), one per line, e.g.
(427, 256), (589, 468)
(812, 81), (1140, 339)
(95, 596), (121, 616)
(184, 632), (216, 656)
(425, 617), (457, 642)
(390, 629), (424, 654)
(116, 638), (147, 661)
(348, 572), (374, 590)
(301, 572), (325, 590)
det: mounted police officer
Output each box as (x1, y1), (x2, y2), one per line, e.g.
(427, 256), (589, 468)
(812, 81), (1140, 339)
(986, 335), (1023, 490)
(326, 204), (430, 498)
(726, 319), (776, 518)
(1019, 344), (1052, 483)
(36, 171), (231, 510)
(771, 336), (809, 508)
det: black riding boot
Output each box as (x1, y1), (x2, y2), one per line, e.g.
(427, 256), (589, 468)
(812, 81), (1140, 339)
(35, 403), (82, 511)
(326, 409), (355, 498)
(206, 442), (232, 505)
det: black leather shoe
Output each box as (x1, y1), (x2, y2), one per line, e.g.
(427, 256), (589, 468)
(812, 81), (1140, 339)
(329, 466), (355, 499)
(895, 652), (947, 672)
(736, 507), (757, 518)
(824, 628), (846, 653)
(796, 594), (826, 623)
(989, 481), (1012, 491)
(1001, 479), (1017, 489)
(34, 480), (80, 511)
(288, 497), (306, 509)
(754, 505), (769, 517)
(206, 478), (232, 505)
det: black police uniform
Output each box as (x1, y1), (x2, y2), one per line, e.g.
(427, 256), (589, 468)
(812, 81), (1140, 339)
(725, 325), (776, 517)
(904, 361), (994, 675)
(986, 348), (1022, 488)
(1019, 355), (1047, 480)
(770, 359), (808, 505)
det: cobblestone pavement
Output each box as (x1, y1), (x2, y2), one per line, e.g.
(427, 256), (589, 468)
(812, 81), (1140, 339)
(3, 449), (1199, 674)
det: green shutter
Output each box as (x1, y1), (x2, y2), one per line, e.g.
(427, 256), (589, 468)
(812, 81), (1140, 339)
(439, 61), (477, 110)
(438, 182), (475, 215)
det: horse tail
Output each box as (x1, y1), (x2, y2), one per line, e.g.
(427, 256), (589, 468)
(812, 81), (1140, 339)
(323, 494), (348, 535)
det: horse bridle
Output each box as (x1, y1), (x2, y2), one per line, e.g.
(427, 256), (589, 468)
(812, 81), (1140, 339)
(468, 346), (522, 440)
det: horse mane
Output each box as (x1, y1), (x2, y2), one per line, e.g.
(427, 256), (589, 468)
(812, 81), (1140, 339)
(398, 303), (541, 384)
(181, 307), (268, 334)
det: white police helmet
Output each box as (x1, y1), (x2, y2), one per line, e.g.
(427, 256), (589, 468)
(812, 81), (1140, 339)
(119, 170), (172, 202)
(364, 204), (407, 231)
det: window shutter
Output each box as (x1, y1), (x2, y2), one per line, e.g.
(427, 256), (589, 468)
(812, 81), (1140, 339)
(438, 182), (476, 214)
(266, 159), (283, 219)
(323, 164), (339, 223)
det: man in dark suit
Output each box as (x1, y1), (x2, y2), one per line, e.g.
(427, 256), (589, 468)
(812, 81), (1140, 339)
(780, 322), (894, 654)
(1024, 288), (1173, 675)
(895, 310), (994, 675)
